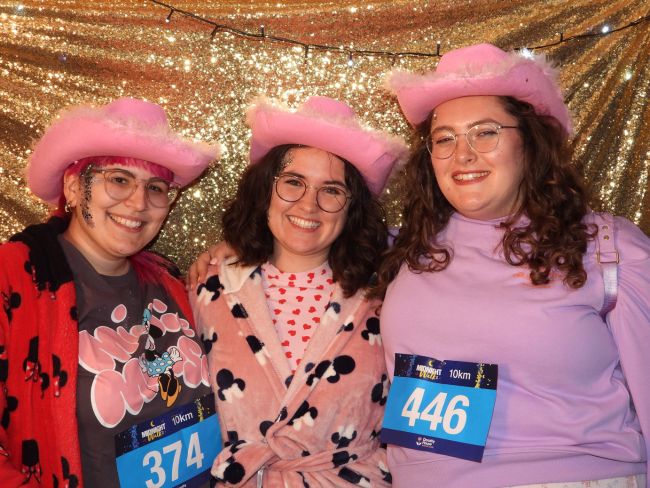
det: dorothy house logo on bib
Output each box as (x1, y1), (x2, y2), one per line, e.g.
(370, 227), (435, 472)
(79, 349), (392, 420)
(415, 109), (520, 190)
(381, 353), (498, 462)
(415, 436), (436, 448)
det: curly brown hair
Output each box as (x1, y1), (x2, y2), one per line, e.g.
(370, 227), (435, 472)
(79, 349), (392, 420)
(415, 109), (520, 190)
(223, 144), (388, 297)
(373, 96), (594, 298)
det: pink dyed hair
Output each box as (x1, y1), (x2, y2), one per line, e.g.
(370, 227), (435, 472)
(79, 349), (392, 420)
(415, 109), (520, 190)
(54, 155), (179, 287)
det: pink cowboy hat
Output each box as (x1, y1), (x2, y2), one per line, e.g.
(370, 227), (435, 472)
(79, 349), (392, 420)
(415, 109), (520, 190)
(247, 96), (408, 195)
(386, 43), (572, 135)
(27, 97), (220, 204)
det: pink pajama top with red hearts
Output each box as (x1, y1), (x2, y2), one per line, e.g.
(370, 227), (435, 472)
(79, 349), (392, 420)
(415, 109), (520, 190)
(191, 259), (391, 487)
(262, 262), (334, 372)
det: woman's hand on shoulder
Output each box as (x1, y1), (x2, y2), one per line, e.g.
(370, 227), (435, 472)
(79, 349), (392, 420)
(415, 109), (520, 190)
(185, 241), (235, 289)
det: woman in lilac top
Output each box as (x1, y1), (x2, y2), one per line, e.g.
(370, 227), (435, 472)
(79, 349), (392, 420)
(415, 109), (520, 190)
(376, 43), (650, 487)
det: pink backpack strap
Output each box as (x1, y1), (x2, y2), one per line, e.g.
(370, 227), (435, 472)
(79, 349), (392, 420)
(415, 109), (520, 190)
(592, 212), (619, 318)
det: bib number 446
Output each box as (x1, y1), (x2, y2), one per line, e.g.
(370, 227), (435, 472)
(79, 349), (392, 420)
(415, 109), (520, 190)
(401, 388), (469, 435)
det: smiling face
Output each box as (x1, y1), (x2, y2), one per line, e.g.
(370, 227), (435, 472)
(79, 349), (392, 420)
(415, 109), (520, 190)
(267, 146), (349, 272)
(63, 163), (171, 275)
(430, 95), (525, 221)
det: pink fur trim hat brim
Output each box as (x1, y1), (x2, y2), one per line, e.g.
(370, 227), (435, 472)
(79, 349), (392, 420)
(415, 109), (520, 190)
(27, 97), (220, 204)
(247, 96), (409, 195)
(386, 43), (573, 135)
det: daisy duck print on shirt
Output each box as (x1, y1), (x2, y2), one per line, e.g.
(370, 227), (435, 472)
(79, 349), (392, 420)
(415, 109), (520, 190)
(78, 297), (210, 428)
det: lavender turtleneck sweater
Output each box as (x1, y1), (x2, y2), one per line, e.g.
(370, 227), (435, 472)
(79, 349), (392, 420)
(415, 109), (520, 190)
(382, 212), (650, 487)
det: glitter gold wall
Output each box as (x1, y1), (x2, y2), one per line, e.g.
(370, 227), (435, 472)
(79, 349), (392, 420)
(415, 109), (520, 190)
(0, 1), (648, 271)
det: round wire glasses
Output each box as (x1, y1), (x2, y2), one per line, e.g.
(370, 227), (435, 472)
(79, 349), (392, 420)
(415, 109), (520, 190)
(86, 167), (180, 208)
(274, 173), (351, 213)
(426, 122), (519, 159)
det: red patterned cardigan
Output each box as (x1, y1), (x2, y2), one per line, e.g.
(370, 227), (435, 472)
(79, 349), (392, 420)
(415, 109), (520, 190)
(0, 219), (193, 487)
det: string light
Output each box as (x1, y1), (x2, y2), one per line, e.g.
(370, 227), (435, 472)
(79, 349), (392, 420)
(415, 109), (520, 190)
(519, 48), (535, 59)
(524, 14), (649, 50)
(152, 0), (649, 64)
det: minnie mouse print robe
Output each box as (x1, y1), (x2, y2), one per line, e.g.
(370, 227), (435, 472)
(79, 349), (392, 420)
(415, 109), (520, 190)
(191, 261), (391, 487)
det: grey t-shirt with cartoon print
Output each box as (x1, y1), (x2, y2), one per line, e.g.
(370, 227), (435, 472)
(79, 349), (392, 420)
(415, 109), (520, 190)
(59, 237), (212, 487)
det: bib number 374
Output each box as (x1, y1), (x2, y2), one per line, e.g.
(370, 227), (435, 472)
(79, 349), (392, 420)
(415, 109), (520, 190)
(381, 354), (497, 462)
(143, 432), (205, 488)
(115, 394), (220, 488)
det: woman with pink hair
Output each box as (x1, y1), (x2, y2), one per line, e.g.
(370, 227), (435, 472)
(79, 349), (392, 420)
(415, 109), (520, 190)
(0, 98), (219, 487)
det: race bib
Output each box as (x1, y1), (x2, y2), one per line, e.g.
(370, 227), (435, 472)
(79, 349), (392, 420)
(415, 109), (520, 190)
(381, 353), (497, 462)
(115, 394), (221, 488)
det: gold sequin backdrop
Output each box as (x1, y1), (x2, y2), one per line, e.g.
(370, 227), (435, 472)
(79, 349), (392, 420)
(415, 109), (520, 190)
(0, 1), (648, 270)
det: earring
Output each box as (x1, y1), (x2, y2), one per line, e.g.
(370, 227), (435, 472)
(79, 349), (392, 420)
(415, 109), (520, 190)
(64, 202), (73, 213)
